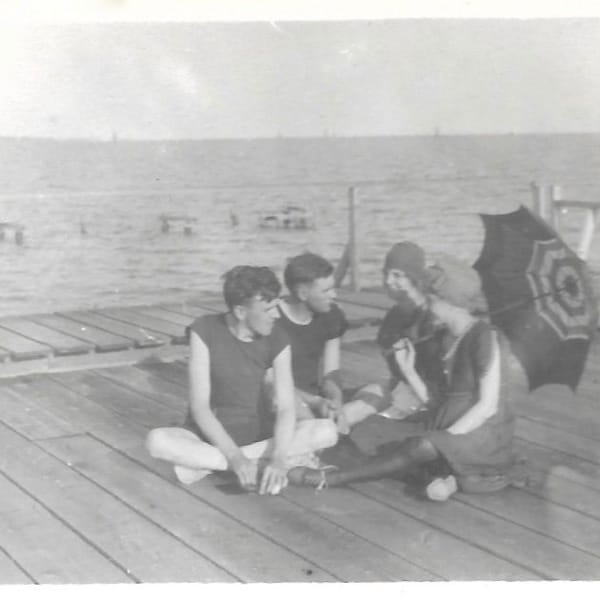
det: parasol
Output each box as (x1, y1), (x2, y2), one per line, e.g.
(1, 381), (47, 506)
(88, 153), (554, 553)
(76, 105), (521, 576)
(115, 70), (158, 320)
(473, 205), (598, 391)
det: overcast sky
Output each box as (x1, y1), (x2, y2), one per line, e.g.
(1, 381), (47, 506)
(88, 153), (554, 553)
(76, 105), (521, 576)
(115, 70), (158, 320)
(1, 18), (599, 139)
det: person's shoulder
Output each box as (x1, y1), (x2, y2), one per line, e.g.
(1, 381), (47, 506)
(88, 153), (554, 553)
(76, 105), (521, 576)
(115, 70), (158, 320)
(187, 313), (224, 340)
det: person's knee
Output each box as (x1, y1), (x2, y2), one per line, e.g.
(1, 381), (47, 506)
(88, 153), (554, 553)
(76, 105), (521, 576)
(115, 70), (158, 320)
(310, 418), (338, 449)
(145, 427), (173, 459)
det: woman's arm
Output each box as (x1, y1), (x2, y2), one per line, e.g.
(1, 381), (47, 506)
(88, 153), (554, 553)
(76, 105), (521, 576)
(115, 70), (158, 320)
(260, 344), (296, 494)
(393, 339), (429, 405)
(446, 330), (501, 435)
(188, 331), (256, 486)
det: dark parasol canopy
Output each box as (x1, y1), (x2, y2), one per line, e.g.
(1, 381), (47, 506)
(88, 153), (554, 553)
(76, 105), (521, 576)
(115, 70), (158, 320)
(473, 205), (598, 391)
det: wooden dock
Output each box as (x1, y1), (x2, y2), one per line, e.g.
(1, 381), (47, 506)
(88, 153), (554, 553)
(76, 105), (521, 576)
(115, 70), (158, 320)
(1, 290), (599, 582)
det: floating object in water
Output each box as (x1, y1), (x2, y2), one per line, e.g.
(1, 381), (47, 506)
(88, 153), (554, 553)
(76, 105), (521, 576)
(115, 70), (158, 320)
(230, 210), (239, 227)
(0, 222), (25, 245)
(259, 205), (315, 230)
(80, 221), (87, 235)
(159, 214), (198, 235)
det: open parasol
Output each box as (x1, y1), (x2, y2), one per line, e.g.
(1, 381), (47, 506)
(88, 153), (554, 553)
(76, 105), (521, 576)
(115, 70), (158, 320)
(473, 205), (598, 391)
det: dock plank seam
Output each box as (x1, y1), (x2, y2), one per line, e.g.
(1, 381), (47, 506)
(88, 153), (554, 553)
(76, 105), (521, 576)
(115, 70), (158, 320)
(0, 544), (36, 584)
(94, 309), (187, 344)
(58, 312), (167, 349)
(91, 368), (186, 413)
(84, 432), (344, 582)
(453, 492), (600, 560)
(40, 432), (243, 583)
(0, 322), (93, 357)
(349, 484), (550, 580)
(0, 423), (138, 583)
(28, 315), (134, 353)
(281, 494), (442, 581)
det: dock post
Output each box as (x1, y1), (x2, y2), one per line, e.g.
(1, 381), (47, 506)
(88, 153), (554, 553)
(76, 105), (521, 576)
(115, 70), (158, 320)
(333, 243), (350, 288)
(530, 181), (542, 216)
(348, 186), (360, 292)
(550, 184), (562, 231)
(532, 183), (555, 227)
(577, 206), (599, 261)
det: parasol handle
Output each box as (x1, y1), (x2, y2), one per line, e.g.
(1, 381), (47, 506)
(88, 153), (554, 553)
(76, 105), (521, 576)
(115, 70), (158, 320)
(476, 285), (571, 319)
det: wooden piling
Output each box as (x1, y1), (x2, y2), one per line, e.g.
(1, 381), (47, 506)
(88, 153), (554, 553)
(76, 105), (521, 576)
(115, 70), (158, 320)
(530, 182), (542, 216)
(577, 207), (598, 260)
(549, 184), (562, 230)
(348, 186), (360, 292)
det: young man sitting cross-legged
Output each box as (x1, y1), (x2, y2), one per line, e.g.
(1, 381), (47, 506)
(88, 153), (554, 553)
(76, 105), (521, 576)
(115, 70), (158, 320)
(145, 265), (338, 495)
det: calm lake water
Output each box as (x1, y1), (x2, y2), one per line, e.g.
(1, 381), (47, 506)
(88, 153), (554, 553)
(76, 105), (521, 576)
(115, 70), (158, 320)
(0, 134), (599, 317)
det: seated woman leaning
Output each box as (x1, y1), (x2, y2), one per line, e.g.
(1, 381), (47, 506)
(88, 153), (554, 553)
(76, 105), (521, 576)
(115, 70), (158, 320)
(289, 255), (518, 501)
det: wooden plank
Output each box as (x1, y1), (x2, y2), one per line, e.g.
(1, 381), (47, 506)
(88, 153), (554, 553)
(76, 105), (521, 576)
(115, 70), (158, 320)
(94, 364), (188, 412)
(0, 547), (33, 584)
(515, 439), (600, 493)
(516, 418), (600, 465)
(97, 307), (187, 342)
(3, 374), (151, 453)
(455, 487), (600, 559)
(283, 484), (536, 581)
(0, 423), (234, 582)
(0, 326), (52, 361)
(50, 370), (182, 429)
(0, 318), (93, 356)
(30, 313), (133, 352)
(0, 383), (82, 440)
(61, 310), (168, 348)
(0, 471), (130, 584)
(134, 305), (196, 327)
(50, 367), (436, 581)
(355, 478), (600, 580)
(524, 468), (600, 521)
(39, 434), (336, 583)
(162, 298), (222, 317)
(137, 360), (189, 386)
(188, 298), (227, 312)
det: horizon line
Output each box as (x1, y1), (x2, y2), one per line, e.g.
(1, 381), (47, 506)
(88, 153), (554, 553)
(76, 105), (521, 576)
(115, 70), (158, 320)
(1, 130), (600, 143)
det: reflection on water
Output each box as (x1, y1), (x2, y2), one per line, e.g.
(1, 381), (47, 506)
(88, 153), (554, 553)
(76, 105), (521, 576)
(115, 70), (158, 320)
(0, 134), (598, 317)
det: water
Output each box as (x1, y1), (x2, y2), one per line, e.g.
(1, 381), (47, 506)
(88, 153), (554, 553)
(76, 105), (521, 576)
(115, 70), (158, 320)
(0, 134), (599, 317)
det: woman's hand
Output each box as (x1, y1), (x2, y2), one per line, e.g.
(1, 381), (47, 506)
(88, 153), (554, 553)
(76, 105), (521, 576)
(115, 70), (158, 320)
(393, 338), (416, 373)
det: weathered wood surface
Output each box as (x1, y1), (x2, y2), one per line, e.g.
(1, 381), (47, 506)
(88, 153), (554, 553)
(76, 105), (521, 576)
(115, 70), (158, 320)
(0, 289), (599, 582)
(0, 292), (383, 378)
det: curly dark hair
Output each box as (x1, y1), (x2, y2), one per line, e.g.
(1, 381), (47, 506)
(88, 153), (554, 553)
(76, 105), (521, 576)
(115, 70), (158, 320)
(222, 265), (281, 309)
(284, 252), (334, 294)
